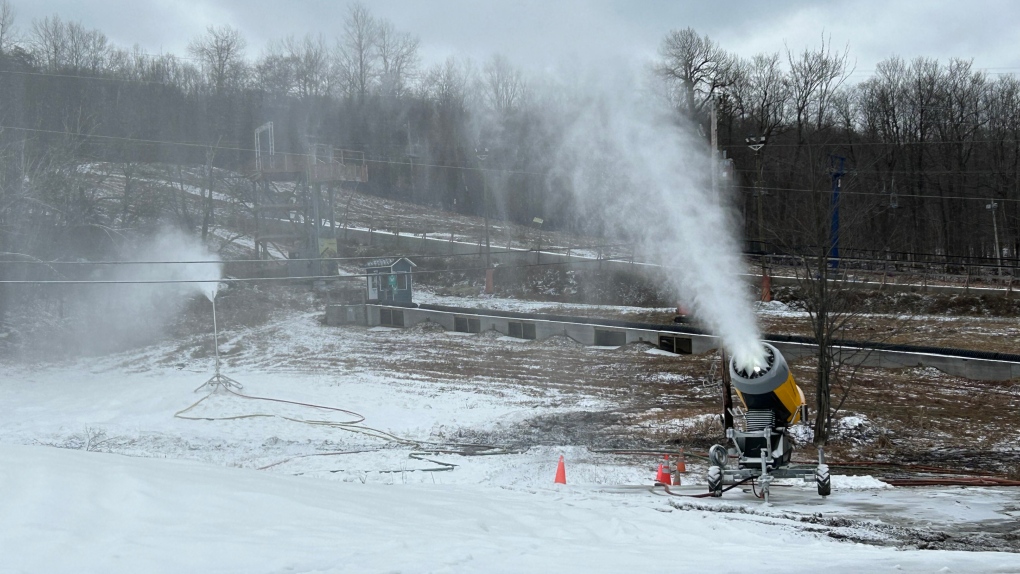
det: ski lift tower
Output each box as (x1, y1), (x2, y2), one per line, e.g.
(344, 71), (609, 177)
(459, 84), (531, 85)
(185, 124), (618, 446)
(248, 123), (368, 278)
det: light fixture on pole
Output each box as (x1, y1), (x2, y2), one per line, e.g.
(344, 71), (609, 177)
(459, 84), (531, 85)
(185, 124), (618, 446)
(987, 200), (1003, 276)
(746, 135), (766, 256)
(473, 145), (489, 271)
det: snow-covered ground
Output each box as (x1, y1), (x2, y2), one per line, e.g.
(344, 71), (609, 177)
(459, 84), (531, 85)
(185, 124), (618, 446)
(414, 287), (677, 317)
(5, 443), (1019, 574)
(2, 306), (1018, 572)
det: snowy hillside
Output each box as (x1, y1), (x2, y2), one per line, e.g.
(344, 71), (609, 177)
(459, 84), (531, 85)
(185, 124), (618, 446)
(2, 299), (1019, 572)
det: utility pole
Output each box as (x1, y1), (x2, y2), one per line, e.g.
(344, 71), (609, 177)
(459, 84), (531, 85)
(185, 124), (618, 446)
(483, 176), (490, 270)
(745, 136), (766, 254)
(475, 146), (491, 273)
(829, 156), (846, 269)
(311, 181), (323, 278)
(201, 136), (222, 242)
(987, 200), (1002, 276)
(710, 98), (718, 196)
(720, 350), (734, 430)
(407, 121), (417, 202)
(745, 135), (769, 299)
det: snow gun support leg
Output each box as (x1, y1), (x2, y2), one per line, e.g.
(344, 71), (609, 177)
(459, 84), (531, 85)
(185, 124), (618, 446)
(194, 296), (243, 393)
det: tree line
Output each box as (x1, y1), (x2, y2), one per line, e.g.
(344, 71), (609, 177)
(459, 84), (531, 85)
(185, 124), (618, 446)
(1, 1), (1018, 269)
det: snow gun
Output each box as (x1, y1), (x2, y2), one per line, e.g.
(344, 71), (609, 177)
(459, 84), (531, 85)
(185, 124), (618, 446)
(706, 343), (830, 502)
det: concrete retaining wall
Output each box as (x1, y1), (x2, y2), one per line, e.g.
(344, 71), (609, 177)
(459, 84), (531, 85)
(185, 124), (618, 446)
(330, 303), (1020, 381)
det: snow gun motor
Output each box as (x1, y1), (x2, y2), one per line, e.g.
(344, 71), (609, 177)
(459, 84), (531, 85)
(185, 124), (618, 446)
(706, 342), (830, 502)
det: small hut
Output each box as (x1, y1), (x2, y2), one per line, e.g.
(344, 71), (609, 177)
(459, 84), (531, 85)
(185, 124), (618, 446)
(362, 257), (416, 303)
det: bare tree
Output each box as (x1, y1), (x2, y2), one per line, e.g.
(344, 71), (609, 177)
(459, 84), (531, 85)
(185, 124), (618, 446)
(335, 2), (379, 101)
(188, 25), (248, 95)
(0, 0), (17, 55)
(376, 20), (419, 98)
(29, 14), (65, 69)
(786, 35), (852, 142)
(162, 165), (196, 230)
(985, 75), (1020, 261)
(256, 34), (333, 98)
(422, 56), (471, 109)
(483, 53), (526, 115)
(28, 15), (109, 72)
(781, 166), (873, 444)
(64, 21), (109, 73)
(739, 52), (790, 138)
(657, 27), (736, 118)
(294, 34), (333, 98)
(201, 138), (222, 242)
(275, 34), (333, 98)
(254, 42), (296, 98)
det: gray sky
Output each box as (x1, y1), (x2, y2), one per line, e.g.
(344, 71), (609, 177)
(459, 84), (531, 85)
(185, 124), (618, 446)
(13, 0), (1020, 79)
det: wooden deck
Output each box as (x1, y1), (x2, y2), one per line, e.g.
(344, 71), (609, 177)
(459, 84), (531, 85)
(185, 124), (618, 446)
(253, 151), (368, 183)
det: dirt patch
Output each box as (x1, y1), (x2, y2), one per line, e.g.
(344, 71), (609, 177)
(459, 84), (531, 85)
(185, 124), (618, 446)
(668, 498), (1020, 552)
(407, 319), (447, 334)
(537, 334), (585, 349)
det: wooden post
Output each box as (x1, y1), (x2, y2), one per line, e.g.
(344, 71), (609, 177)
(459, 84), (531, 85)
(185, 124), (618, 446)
(720, 350), (734, 430)
(328, 184), (337, 240)
(252, 180), (260, 260)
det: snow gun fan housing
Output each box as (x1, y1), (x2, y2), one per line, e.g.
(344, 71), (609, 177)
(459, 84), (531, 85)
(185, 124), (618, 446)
(705, 343), (829, 501)
(730, 343), (805, 428)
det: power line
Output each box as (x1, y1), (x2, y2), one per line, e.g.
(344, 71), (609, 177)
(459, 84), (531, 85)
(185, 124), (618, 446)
(722, 138), (1020, 149)
(0, 246), (637, 267)
(7, 120), (1019, 206)
(7, 118), (1018, 205)
(0, 257), (640, 285)
(0, 125), (543, 177)
(8, 122), (1015, 202)
(2, 241), (1013, 278)
(732, 167), (1020, 176)
(734, 185), (1020, 205)
(0, 68), (173, 86)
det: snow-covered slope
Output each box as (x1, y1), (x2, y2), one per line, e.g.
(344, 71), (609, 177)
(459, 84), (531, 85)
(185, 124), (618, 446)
(4, 443), (1018, 574)
(2, 307), (1018, 571)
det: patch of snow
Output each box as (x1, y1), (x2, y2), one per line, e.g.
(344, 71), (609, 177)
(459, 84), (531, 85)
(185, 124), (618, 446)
(830, 474), (894, 491)
(755, 299), (806, 318)
(413, 287), (671, 317)
(838, 415), (869, 429)
(789, 424), (815, 444)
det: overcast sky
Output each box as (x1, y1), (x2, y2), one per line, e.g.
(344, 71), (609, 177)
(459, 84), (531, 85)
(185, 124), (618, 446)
(13, 0), (1020, 80)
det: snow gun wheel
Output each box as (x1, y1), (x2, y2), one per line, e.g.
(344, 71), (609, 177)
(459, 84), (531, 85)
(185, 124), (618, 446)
(815, 464), (831, 496)
(707, 466), (723, 497)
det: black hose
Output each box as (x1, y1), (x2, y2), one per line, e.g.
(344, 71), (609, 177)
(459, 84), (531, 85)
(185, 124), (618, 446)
(657, 475), (755, 498)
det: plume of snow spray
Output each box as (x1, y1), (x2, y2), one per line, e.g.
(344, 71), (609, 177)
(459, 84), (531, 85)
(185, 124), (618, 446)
(60, 228), (223, 355)
(551, 70), (765, 371)
(201, 275), (220, 302)
(116, 228), (223, 302)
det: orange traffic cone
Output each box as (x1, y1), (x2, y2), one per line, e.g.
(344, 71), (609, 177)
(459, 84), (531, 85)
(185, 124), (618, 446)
(655, 463), (672, 486)
(677, 449), (687, 473)
(554, 455), (566, 484)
